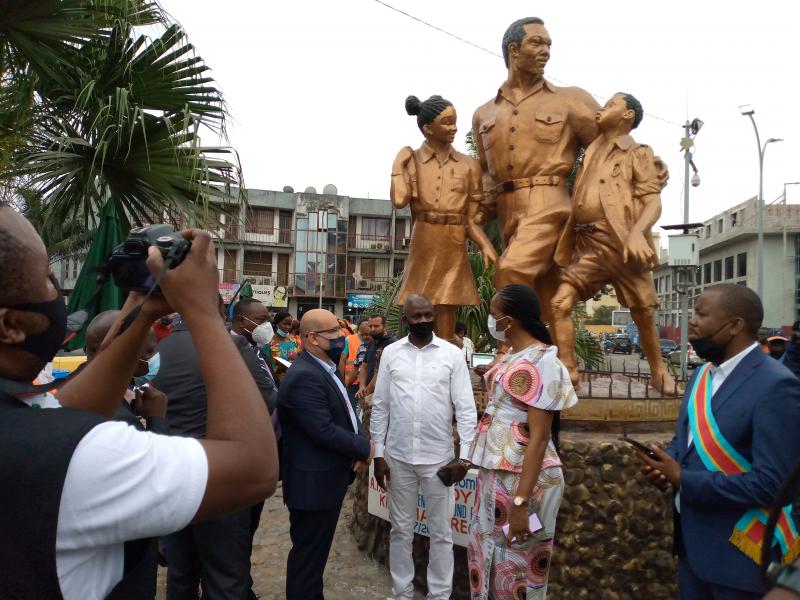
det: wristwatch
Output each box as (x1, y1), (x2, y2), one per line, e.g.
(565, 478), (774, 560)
(513, 495), (527, 507)
(767, 562), (800, 596)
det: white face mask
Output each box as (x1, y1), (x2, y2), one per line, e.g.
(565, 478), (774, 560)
(487, 315), (509, 341)
(251, 322), (275, 346)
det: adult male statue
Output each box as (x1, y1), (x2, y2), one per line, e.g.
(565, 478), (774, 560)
(472, 17), (599, 324)
(550, 92), (676, 394)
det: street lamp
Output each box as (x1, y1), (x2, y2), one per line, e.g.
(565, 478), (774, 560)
(738, 104), (783, 300)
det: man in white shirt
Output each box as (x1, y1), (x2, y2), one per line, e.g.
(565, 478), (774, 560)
(371, 294), (477, 600)
(0, 207), (278, 599)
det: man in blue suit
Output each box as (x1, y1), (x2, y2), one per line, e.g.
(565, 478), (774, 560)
(277, 308), (374, 599)
(636, 284), (800, 598)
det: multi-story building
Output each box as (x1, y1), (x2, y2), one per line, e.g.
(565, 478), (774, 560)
(49, 185), (415, 322)
(214, 185), (412, 321)
(653, 196), (800, 329)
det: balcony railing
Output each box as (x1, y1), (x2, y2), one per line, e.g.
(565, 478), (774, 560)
(219, 270), (395, 299)
(217, 225), (294, 245)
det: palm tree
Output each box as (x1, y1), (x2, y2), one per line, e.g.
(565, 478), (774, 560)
(0, 0), (243, 233)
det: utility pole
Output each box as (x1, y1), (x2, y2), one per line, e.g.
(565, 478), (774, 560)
(676, 119), (703, 380)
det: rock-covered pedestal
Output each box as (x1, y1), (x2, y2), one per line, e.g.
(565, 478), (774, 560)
(351, 403), (677, 599)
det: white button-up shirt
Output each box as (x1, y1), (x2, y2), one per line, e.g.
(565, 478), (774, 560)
(370, 334), (477, 465)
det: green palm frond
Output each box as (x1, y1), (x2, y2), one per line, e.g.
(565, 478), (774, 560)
(20, 109), (240, 232)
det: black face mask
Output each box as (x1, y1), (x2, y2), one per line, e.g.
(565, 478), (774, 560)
(407, 320), (434, 339)
(691, 321), (732, 365)
(8, 274), (68, 363)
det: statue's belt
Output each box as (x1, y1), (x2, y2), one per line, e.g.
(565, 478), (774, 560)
(493, 175), (563, 194)
(419, 211), (467, 225)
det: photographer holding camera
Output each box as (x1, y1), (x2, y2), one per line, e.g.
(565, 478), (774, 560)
(0, 205), (278, 599)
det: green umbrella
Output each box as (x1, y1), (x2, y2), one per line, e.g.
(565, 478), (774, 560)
(64, 201), (125, 350)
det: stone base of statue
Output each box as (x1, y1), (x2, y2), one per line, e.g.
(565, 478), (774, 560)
(350, 369), (680, 599)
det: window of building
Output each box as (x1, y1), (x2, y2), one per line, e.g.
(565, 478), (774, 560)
(222, 249), (237, 282)
(737, 252), (747, 277)
(730, 212), (738, 228)
(713, 259), (722, 281)
(665, 274), (671, 291)
(717, 219), (723, 234)
(705, 225), (711, 238)
(247, 207), (274, 234)
(72, 259), (78, 279)
(695, 268), (701, 285)
(703, 263), (711, 284)
(361, 217), (391, 239)
(360, 257), (390, 280)
(277, 253), (290, 285)
(278, 210), (293, 244)
(724, 256), (734, 280)
(393, 258), (405, 277)
(243, 250), (272, 277)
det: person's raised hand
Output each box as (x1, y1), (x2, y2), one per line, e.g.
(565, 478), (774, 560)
(507, 504), (532, 544)
(373, 457), (390, 491)
(633, 445), (680, 491)
(134, 385), (168, 419)
(145, 229), (219, 321)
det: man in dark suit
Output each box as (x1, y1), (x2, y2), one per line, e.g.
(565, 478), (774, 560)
(153, 300), (277, 600)
(277, 308), (374, 600)
(636, 284), (800, 598)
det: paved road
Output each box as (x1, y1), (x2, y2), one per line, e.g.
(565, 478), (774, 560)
(156, 484), (396, 599)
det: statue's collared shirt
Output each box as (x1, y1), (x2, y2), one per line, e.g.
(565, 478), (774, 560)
(569, 134), (667, 260)
(472, 77), (598, 184)
(412, 141), (481, 214)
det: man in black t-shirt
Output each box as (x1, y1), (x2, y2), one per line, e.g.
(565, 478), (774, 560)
(356, 314), (396, 403)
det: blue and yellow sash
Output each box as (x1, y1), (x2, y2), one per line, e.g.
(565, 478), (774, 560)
(687, 363), (800, 564)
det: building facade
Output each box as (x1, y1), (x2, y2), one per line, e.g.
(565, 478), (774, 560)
(653, 196), (800, 329)
(213, 186), (412, 321)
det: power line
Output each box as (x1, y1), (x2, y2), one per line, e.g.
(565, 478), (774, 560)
(373, 0), (684, 128)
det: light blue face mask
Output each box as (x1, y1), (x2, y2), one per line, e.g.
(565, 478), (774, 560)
(134, 352), (161, 387)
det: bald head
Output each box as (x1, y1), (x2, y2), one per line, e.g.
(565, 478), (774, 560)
(403, 294), (432, 316)
(85, 310), (122, 360)
(300, 309), (338, 337)
(0, 205), (50, 305)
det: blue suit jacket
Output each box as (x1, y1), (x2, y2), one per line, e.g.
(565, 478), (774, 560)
(277, 351), (371, 511)
(666, 346), (800, 592)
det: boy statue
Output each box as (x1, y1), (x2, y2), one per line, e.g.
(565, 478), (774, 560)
(551, 92), (676, 394)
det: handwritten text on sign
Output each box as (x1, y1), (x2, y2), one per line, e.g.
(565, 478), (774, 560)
(366, 463), (478, 547)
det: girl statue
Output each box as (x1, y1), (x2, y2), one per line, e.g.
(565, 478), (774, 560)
(391, 94), (498, 340)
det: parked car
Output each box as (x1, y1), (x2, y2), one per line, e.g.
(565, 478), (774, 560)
(641, 339), (677, 359)
(668, 344), (704, 369)
(611, 337), (633, 354)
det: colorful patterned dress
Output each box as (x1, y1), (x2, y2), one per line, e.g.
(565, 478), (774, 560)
(268, 333), (302, 380)
(467, 345), (578, 600)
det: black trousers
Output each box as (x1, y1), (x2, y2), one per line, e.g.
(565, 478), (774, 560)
(165, 506), (254, 600)
(286, 506), (342, 600)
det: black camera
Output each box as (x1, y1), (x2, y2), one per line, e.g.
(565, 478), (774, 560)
(108, 224), (191, 292)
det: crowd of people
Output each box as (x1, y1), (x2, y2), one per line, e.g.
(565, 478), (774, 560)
(3, 205), (800, 599)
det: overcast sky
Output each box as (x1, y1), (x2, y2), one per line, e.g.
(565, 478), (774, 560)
(160, 0), (798, 229)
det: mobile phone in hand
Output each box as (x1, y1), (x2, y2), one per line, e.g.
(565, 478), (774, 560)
(620, 436), (659, 460)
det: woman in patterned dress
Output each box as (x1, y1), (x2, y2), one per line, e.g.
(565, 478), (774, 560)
(467, 284), (578, 599)
(268, 311), (301, 381)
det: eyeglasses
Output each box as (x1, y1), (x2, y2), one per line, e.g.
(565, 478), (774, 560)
(313, 326), (340, 335)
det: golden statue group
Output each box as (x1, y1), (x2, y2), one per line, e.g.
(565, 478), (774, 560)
(391, 16), (676, 395)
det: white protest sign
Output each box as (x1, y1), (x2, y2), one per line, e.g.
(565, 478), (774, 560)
(367, 463), (478, 547)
